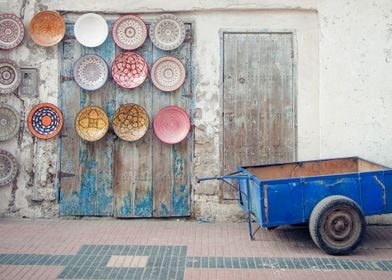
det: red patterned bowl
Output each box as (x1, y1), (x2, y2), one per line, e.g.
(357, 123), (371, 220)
(111, 52), (148, 89)
(153, 105), (190, 144)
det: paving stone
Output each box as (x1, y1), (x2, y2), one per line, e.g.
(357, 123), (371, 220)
(2, 218), (392, 280)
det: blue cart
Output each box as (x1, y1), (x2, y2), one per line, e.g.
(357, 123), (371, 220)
(198, 157), (392, 255)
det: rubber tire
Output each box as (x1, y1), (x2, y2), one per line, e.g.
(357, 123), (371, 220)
(309, 195), (365, 255)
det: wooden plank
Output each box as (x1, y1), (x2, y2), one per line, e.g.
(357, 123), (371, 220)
(222, 32), (295, 199)
(59, 24), (82, 215)
(267, 33), (294, 162)
(170, 26), (192, 216)
(59, 23), (115, 216)
(114, 36), (153, 217)
(152, 24), (192, 217)
(152, 44), (174, 217)
(77, 24), (116, 216)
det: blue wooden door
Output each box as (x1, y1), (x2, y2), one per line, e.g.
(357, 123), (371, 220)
(59, 22), (193, 217)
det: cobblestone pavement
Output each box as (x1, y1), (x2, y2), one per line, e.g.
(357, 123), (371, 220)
(0, 217), (392, 279)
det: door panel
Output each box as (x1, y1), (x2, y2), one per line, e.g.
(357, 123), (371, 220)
(151, 28), (192, 217)
(59, 24), (115, 216)
(222, 32), (296, 199)
(113, 36), (154, 218)
(58, 25), (83, 215)
(59, 22), (193, 217)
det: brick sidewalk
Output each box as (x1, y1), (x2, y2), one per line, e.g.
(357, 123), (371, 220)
(0, 218), (391, 279)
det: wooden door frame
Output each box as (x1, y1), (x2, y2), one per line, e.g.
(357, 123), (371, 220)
(219, 29), (298, 201)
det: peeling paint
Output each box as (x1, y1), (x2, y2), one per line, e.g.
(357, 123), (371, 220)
(374, 176), (387, 209)
(135, 192), (152, 217)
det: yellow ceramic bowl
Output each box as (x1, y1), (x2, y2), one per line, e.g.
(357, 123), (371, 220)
(75, 106), (109, 141)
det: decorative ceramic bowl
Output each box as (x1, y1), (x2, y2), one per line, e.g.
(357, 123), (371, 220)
(0, 149), (18, 186)
(111, 52), (148, 89)
(73, 54), (108, 91)
(112, 14), (147, 50)
(75, 106), (109, 141)
(0, 104), (20, 141)
(0, 13), (25, 50)
(0, 58), (21, 95)
(149, 14), (186, 51)
(74, 13), (108, 48)
(112, 103), (149, 142)
(29, 10), (65, 47)
(153, 105), (190, 144)
(28, 103), (63, 139)
(151, 56), (186, 92)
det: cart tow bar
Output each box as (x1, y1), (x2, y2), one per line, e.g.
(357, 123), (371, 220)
(197, 172), (261, 240)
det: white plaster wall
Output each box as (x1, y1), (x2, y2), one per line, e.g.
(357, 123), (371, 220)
(1, 0), (391, 223)
(318, 0), (392, 166)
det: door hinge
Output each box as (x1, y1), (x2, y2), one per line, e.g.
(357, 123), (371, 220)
(60, 75), (73, 82)
(57, 171), (76, 179)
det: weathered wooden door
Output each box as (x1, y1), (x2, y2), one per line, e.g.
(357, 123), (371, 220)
(59, 22), (193, 217)
(222, 32), (296, 199)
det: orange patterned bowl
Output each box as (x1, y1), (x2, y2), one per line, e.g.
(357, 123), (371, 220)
(29, 10), (65, 47)
(27, 103), (63, 139)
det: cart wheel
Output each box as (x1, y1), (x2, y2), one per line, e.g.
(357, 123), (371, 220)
(309, 195), (365, 255)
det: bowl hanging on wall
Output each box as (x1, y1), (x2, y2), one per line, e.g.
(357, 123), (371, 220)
(29, 10), (65, 47)
(27, 103), (63, 139)
(111, 52), (148, 89)
(74, 13), (108, 48)
(0, 58), (21, 95)
(112, 14), (147, 50)
(153, 105), (190, 144)
(0, 149), (18, 186)
(112, 103), (149, 142)
(75, 106), (109, 142)
(149, 14), (186, 51)
(151, 56), (186, 92)
(0, 13), (25, 50)
(73, 54), (109, 91)
(0, 104), (20, 141)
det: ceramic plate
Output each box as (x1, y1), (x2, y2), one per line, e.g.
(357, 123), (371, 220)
(0, 13), (25, 50)
(153, 105), (190, 144)
(0, 104), (20, 141)
(151, 56), (186, 92)
(149, 14), (186, 51)
(74, 13), (108, 48)
(0, 59), (21, 95)
(111, 52), (148, 89)
(29, 10), (65, 47)
(113, 103), (149, 142)
(112, 14), (147, 50)
(28, 103), (63, 139)
(73, 54), (108, 91)
(0, 149), (18, 186)
(75, 106), (109, 141)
